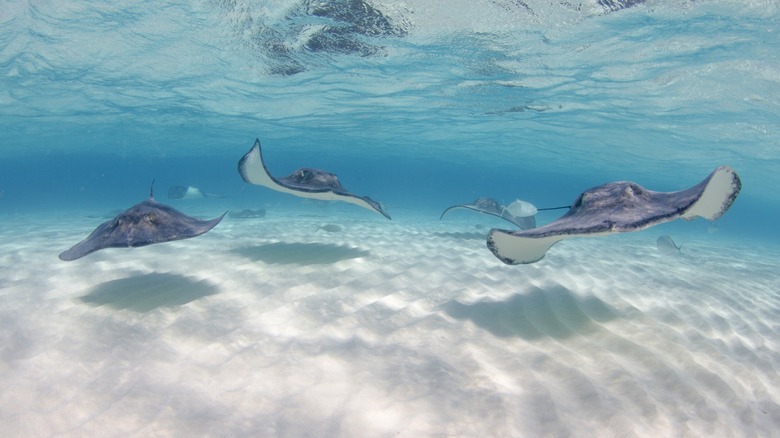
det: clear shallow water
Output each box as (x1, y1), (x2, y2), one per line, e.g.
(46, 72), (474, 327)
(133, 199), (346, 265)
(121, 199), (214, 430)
(2, 0), (779, 232)
(1, 0), (780, 436)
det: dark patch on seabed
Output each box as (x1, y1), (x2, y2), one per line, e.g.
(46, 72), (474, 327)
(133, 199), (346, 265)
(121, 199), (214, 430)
(231, 242), (370, 265)
(79, 273), (219, 313)
(442, 285), (620, 339)
(432, 231), (487, 241)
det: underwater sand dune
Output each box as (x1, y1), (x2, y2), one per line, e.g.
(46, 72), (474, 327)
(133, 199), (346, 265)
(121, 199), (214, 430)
(1, 214), (779, 437)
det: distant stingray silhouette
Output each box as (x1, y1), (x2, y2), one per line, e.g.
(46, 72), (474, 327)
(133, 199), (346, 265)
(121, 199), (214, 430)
(656, 235), (682, 255)
(168, 185), (226, 199)
(440, 197), (569, 229)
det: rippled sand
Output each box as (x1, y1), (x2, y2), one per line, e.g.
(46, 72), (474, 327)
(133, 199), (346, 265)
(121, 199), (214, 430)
(1, 211), (778, 437)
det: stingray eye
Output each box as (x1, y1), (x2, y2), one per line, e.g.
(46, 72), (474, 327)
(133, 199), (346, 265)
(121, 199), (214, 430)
(294, 169), (309, 182)
(624, 183), (643, 198)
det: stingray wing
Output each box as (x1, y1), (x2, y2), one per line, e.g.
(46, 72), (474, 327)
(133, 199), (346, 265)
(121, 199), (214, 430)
(441, 198), (502, 219)
(502, 212), (536, 230)
(680, 165), (741, 221)
(237, 138), (391, 219)
(59, 200), (226, 261)
(440, 204), (490, 219)
(59, 219), (118, 261)
(487, 166), (742, 265)
(440, 198), (536, 230)
(168, 186), (189, 199)
(237, 139), (285, 190)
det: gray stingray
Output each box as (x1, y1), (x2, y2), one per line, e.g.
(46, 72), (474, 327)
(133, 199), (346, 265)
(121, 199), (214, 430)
(168, 185), (226, 200)
(238, 138), (390, 219)
(440, 197), (537, 229)
(487, 166), (741, 265)
(59, 183), (226, 261)
(316, 224), (343, 233)
(228, 208), (267, 219)
(656, 235), (682, 254)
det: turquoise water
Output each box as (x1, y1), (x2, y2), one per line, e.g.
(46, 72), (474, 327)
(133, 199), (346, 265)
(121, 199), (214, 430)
(3, 2), (780, 435)
(2, 0), (778, 240)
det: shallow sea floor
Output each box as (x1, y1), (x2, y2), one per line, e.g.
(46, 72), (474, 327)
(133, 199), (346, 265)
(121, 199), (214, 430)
(1, 211), (779, 437)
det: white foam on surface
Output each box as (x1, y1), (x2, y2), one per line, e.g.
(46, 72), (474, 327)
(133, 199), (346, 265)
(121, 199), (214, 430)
(1, 212), (779, 436)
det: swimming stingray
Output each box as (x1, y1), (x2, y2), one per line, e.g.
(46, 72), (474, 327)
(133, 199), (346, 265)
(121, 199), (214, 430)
(237, 138), (391, 219)
(440, 197), (537, 229)
(59, 182), (226, 261)
(656, 235), (682, 255)
(168, 185), (226, 200)
(228, 208), (267, 219)
(440, 198), (569, 229)
(487, 166), (741, 265)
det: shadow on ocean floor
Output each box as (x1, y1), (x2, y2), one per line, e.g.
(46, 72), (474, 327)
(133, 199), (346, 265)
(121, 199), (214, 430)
(231, 242), (370, 265)
(431, 231), (487, 241)
(79, 272), (219, 313)
(441, 285), (621, 340)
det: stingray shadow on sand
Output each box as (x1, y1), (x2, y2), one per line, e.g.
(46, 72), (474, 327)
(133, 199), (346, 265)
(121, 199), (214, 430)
(79, 272), (219, 313)
(231, 242), (370, 266)
(432, 231), (487, 241)
(441, 285), (621, 340)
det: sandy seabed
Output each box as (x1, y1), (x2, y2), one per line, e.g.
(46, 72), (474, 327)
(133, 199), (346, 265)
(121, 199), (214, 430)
(1, 209), (779, 437)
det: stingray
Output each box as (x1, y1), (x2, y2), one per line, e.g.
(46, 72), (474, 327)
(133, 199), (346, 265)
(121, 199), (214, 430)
(237, 138), (391, 219)
(487, 166), (742, 265)
(441, 197), (536, 229)
(168, 185), (226, 200)
(504, 199), (540, 218)
(228, 208), (267, 219)
(441, 197), (568, 230)
(656, 235), (682, 255)
(59, 182), (226, 261)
